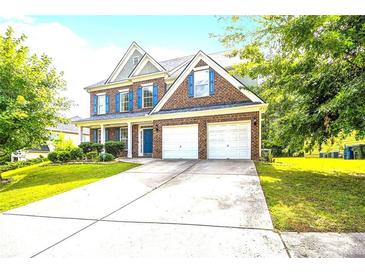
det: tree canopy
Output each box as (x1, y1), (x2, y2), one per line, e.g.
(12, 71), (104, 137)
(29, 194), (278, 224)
(0, 27), (69, 165)
(216, 16), (365, 152)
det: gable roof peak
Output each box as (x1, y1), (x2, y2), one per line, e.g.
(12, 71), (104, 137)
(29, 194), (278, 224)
(106, 42), (147, 83)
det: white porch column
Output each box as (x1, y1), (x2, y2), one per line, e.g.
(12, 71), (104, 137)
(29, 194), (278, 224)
(127, 122), (132, 158)
(78, 126), (83, 145)
(100, 124), (105, 144)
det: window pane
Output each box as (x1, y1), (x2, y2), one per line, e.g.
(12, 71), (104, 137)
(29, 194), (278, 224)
(120, 93), (129, 112)
(195, 84), (209, 97)
(120, 128), (128, 150)
(194, 70), (209, 97)
(98, 95), (105, 114)
(143, 86), (153, 108)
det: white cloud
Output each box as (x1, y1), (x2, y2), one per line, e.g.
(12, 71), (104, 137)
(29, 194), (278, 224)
(0, 18), (189, 118)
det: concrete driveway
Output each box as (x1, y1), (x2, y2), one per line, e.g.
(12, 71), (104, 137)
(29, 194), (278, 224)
(0, 159), (288, 257)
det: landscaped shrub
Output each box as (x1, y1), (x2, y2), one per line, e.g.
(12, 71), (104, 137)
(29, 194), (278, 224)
(53, 133), (76, 151)
(91, 143), (103, 153)
(69, 147), (84, 160)
(85, 151), (99, 161)
(104, 141), (125, 157)
(0, 157), (48, 172)
(99, 153), (115, 162)
(47, 152), (58, 163)
(55, 151), (71, 163)
(79, 142), (94, 154)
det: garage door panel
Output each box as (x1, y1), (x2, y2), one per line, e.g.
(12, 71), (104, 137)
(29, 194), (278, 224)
(208, 122), (251, 160)
(162, 125), (198, 159)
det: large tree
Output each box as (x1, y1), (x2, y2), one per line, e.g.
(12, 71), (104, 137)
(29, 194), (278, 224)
(0, 27), (69, 180)
(216, 16), (365, 152)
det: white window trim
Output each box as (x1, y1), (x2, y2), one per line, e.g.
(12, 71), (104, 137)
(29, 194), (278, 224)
(97, 94), (106, 115)
(193, 69), (210, 98)
(97, 129), (101, 144)
(119, 91), (129, 112)
(142, 85), (153, 109)
(120, 127), (128, 151)
(132, 56), (139, 65)
(193, 65), (209, 71)
(141, 82), (153, 87)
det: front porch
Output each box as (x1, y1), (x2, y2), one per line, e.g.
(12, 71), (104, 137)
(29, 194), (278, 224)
(77, 122), (154, 158)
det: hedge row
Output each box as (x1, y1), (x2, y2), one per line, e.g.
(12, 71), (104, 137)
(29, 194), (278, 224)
(0, 157), (48, 173)
(79, 141), (125, 157)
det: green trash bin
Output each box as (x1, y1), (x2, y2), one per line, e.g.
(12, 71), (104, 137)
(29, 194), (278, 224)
(352, 144), (365, 159)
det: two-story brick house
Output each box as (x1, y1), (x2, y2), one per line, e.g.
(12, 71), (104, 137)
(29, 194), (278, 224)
(74, 42), (267, 160)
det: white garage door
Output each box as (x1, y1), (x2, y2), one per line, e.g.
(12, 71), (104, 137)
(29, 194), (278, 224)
(162, 124), (199, 159)
(207, 121), (251, 159)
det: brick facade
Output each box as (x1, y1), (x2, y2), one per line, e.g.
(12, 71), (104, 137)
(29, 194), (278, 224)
(89, 77), (165, 116)
(152, 111), (260, 160)
(160, 62), (251, 111)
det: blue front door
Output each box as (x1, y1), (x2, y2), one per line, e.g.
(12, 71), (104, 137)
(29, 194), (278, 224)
(143, 128), (153, 154)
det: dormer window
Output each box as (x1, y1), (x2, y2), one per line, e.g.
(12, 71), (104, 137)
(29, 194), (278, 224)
(194, 69), (209, 97)
(133, 56), (139, 65)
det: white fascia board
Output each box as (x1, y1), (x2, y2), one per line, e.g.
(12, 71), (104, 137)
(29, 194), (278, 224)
(150, 51), (264, 114)
(129, 53), (166, 77)
(106, 42), (146, 83)
(74, 103), (268, 127)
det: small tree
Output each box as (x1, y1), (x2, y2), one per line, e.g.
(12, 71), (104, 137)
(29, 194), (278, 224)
(0, 27), (69, 182)
(53, 133), (75, 151)
(214, 16), (365, 152)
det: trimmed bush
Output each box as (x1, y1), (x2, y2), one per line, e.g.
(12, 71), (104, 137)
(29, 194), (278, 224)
(99, 153), (115, 162)
(91, 143), (103, 153)
(47, 152), (58, 163)
(69, 147), (84, 160)
(104, 141), (125, 157)
(56, 151), (71, 163)
(85, 151), (99, 161)
(0, 157), (48, 172)
(79, 142), (94, 154)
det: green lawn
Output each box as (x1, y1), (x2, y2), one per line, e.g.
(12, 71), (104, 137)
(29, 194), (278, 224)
(0, 161), (139, 212)
(255, 158), (365, 232)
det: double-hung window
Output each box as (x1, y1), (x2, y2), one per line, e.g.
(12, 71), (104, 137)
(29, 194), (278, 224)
(120, 92), (129, 112)
(97, 129), (101, 143)
(98, 94), (106, 114)
(194, 69), (209, 97)
(142, 85), (153, 108)
(120, 128), (128, 150)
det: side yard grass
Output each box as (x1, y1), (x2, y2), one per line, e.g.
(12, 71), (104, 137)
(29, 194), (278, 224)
(0, 161), (139, 212)
(255, 158), (365, 232)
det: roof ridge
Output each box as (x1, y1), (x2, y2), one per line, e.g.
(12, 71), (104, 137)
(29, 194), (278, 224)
(159, 49), (231, 63)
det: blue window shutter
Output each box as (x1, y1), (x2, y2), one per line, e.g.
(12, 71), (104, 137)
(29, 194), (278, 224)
(137, 87), (142, 108)
(209, 69), (215, 95)
(93, 129), (97, 143)
(188, 73), (194, 97)
(128, 90), (133, 111)
(105, 128), (109, 141)
(93, 95), (98, 114)
(105, 95), (110, 113)
(153, 84), (158, 106)
(115, 94), (120, 112)
(115, 128), (120, 141)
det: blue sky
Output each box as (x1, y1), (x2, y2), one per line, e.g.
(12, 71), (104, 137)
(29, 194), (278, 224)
(34, 16), (256, 55)
(0, 16), (257, 117)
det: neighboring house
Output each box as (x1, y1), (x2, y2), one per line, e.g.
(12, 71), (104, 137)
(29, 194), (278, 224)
(11, 117), (90, 162)
(74, 42), (267, 160)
